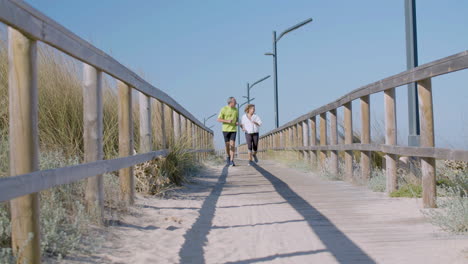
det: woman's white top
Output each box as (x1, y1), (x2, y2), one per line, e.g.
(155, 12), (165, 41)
(241, 114), (262, 134)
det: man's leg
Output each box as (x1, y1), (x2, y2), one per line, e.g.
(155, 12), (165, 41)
(225, 142), (230, 158)
(229, 140), (236, 161)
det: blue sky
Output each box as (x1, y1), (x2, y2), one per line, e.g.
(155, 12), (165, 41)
(21, 0), (468, 149)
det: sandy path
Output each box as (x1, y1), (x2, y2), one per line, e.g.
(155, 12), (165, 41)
(58, 160), (468, 263)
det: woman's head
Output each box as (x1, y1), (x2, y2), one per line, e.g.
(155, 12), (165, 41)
(244, 104), (255, 114)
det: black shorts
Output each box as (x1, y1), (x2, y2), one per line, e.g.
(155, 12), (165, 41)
(223, 132), (237, 143)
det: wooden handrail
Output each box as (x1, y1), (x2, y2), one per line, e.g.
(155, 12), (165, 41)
(0, 0), (213, 132)
(1, 1), (215, 261)
(260, 50), (468, 137)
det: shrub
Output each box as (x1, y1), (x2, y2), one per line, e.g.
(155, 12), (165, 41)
(368, 169), (386, 192)
(390, 184), (422, 198)
(424, 167), (468, 234)
(424, 185), (468, 234)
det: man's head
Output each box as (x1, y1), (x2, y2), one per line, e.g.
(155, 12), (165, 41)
(227, 97), (237, 107)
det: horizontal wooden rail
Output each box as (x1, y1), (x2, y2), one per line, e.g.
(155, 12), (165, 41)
(260, 50), (468, 137)
(0, 148), (213, 203)
(260, 145), (468, 162)
(1, 2), (215, 260)
(0, 0), (212, 132)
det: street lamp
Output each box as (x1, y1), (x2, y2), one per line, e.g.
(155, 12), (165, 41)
(236, 98), (256, 146)
(405, 0), (420, 147)
(246, 75), (270, 104)
(203, 113), (217, 126)
(265, 18), (313, 128)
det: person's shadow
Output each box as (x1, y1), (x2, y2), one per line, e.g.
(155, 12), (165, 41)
(250, 163), (376, 264)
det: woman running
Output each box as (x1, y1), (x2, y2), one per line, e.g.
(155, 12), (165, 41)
(240, 104), (262, 164)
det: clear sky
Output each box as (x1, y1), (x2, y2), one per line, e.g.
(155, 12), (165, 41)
(21, 0), (468, 149)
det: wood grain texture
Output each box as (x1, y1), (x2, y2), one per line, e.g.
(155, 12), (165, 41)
(118, 80), (134, 205)
(384, 88), (397, 193)
(344, 103), (353, 181)
(83, 63), (104, 222)
(329, 109), (338, 175)
(320, 113), (327, 168)
(360, 95), (371, 181)
(418, 78), (436, 208)
(139, 92), (152, 153)
(8, 27), (41, 264)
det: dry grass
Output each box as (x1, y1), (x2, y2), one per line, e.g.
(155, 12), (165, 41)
(0, 36), (203, 262)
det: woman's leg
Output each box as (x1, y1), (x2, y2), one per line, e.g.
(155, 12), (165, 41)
(252, 133), (259, 162)
(252, 133), (259, 152)
(246, 133), (253, 161)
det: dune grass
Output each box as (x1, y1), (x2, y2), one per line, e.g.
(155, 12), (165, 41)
(0, 36), (204, 262)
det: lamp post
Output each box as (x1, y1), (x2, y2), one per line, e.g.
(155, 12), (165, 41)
(246, 75), (270, 104)
(405, 0), (420, 147)
(236, 98), (256, 146)
(203, 113), (217, 126)
(265, 18), (313, 128)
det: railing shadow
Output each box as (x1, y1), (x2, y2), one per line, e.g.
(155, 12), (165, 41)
(178, 165), (229, 263)
(251, 163), (376, 264)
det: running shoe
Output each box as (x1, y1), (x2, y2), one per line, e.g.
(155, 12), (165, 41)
(253, 154), (259, 163)
(230, 160), (236, 167)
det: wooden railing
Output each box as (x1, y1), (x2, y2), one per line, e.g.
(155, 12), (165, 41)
(0, 0), (213, 262)
(239, 49), (468, 208)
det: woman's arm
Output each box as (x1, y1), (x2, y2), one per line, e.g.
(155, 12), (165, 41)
(253, 115), (262, 126)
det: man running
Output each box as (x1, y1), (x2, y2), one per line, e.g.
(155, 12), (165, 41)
(217, 97), (238, 166)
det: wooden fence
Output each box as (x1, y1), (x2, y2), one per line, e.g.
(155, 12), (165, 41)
(0, 0), (213, 263)
(239, 49), (468, 209)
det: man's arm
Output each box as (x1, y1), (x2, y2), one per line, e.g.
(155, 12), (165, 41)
(217, 118), (233, 124)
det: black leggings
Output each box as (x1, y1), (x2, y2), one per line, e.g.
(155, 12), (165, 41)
(245, 133), (259, 152)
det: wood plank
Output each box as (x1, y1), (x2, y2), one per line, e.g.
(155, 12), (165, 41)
(83, 63), (104, 222)
(118, 80), (134, 205)
(320, 113), (327, 168)
(0, 150), (169, 202)
(344, 103), (353, 181)
(360, 95), (371, 181)
(302, 120), (310, 162)
(418, 78), (436, 208)
(8, 27), (41, 264)
(273, 144), (468, 162)
(309, 117), (317, 168)
(329, 109), (338, 175)
(173, 110), (180, 141)
(0, 0), (212, 132)
(139, 91), (152, 153)
(384, 88), (397, 193)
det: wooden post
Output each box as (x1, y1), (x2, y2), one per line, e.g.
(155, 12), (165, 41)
(139, 92), (152, 153)
(309, 117), (317, 168)
(320, 113), (327, 169)
(302, 120), (310, 162)
(187, 121), (193, 149)
(280, 130), (284, 149)
(158, 101), (167, 149)
(292, 125), (297, 159)
(173, 110), (180, 141)
(289, 127), (293, 149)
(329, 109), (338, 175)
(384, 88), (397, 193)
(181, 115), (187, 139)
(344, 102), (353, 181)
(418, 78), (436, 208)
(164, 104), (173, 145)
(118, 80), (134, 205)
(361, 95), (371, 181)
(298, 123), (304, 159)
(83, 63), (104, 222)
(8, 27), (41, 264)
